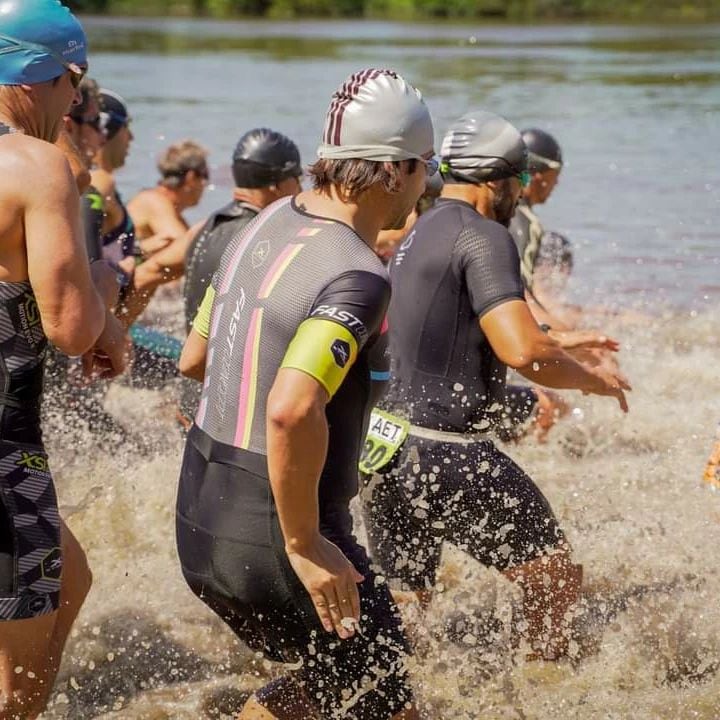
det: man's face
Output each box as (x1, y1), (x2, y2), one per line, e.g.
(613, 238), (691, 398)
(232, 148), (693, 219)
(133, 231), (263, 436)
(43, 71), (83, 142)
(383, 155), (431, 231)
(492, 176), (523, 227)
(529, 168), (560, 204)
(184, 166), (209, 207)
(104, 123), (133, 169)
(73, 97), (104, 161)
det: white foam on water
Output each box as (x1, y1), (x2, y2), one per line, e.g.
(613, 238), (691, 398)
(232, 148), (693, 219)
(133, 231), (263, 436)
(40, 306), (720, 718)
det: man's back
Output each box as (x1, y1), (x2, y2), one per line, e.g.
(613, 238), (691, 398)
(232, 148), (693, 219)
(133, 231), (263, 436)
(183, 200), (258, 333)
(383, 197), (524, 433)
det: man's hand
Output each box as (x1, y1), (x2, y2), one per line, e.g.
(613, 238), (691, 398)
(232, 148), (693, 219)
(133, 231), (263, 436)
(138, 233), (174, 258)
(583, 366), (632, 413)
(287, 534), (364, 640)
(81, 310), (132, 379)
(549, 329), (620, 352)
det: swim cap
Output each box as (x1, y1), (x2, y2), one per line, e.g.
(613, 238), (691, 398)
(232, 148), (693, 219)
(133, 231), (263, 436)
(232, 128), (302, 188)
(317, 68), (434, 163)
(99, 90), (129, 140)
(440, 110), (527, 185)
(0, 0), (87, 86)
(521, 128), (563, 172)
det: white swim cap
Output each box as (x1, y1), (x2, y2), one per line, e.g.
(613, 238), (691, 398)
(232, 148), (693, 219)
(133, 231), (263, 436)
(318, 68), (434, 163)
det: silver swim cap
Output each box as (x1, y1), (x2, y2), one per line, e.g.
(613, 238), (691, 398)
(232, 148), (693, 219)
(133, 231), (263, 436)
(440, 110), (527, 184)
(317, 68), (434, 163)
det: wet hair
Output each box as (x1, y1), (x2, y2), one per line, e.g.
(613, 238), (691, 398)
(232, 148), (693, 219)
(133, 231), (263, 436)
(157, 140), (209, 189)
(67, 77), (100, 122)
(308, 157), (417, 202)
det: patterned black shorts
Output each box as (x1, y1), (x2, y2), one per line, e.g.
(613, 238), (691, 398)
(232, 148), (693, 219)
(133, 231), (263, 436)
(0, 441), (62, 621)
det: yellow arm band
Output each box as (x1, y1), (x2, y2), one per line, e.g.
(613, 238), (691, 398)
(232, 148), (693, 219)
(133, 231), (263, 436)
(192, 285), (216, 340)
(281, 318), (359, 398)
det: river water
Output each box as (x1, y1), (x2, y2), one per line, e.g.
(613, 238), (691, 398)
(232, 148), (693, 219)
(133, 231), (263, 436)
(37, 17), (720, 719)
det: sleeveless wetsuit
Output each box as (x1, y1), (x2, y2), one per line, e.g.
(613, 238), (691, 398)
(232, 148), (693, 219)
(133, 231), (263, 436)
(176, 196), (411, 719)
(360, 198), (564, 590)
(179, 200), (259, 421)
(101, 189), (136, 267)
(0, 121), (62, 621)
(82, 186), (105, 263)
(509, 198), (544, 292)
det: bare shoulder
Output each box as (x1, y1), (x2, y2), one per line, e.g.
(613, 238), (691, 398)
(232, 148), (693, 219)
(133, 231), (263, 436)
(0, 135), (72, 196)
(90, 167), (116, 196)
(128, 188), (168, 212)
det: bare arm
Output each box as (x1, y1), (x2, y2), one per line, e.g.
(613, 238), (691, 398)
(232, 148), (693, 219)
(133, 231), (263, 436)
(178, 328), (208, 381)
(128, 191), (188, 243)
(25, 146), (105, 355)
(481, 300), (630, 411)
(267, 369), (329, 550)
(267, 369), (364, 639)
(119, 220), (202, 326)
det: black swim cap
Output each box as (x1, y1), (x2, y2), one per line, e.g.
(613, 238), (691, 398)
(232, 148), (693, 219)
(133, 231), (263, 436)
(232, 128), (302, 189)
(440, 111), (527, 185)
(99, 89), (130, 141)
(521, 128), (563, 173)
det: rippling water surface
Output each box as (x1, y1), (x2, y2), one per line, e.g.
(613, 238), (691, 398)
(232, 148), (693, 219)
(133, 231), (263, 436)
(37, 17), (720, 719)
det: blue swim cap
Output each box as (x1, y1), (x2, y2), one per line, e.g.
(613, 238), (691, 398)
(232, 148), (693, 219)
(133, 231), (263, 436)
(0, 0), (87, 86)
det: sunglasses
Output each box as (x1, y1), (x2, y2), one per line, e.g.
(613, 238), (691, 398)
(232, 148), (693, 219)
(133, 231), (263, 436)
(67, 63), (87, 89)
(517, 170), (531, 188)
(72, 114), (102, 131)
(439, 158), (531, 187)
(422, 156), (440, 178)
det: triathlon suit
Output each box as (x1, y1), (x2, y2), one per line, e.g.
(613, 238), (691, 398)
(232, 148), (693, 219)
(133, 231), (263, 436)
(178, 200), (259, 423)
(509, 198), (544, 293)
(176, 196), (411, 719)
(101, 189), (136, 267)
(360, 198), (564, 591)
(82, 186), (105, 263)
(0, 123), (62, 621)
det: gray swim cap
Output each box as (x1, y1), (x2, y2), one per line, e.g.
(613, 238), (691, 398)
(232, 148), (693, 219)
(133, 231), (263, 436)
(440, 110), (527, 184)
(317, 68), (434, 163)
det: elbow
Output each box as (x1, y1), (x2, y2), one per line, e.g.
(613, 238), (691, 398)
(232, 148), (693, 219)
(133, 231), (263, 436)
(178, 355), (204, 382)
(48, 299), (105, 356)
(497, 338), (549, 370)
(267, 390), (322, 433)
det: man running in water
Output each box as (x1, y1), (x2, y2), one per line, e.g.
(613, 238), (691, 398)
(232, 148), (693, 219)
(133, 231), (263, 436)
(128, 139), (209, 254)
(176, 69), (435, 719)
(360, 111), (630, 661)
(0, 2), (129, 716)
(509, 128), (563, 297)
(178, 127), (302, 426)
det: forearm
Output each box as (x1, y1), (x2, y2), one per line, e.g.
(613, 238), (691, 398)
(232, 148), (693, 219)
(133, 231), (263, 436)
(267, 405), (329, 552)
(516, 339), (604, 393)
(90, 260), (121, 310)
(115, 259), (171, 326)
